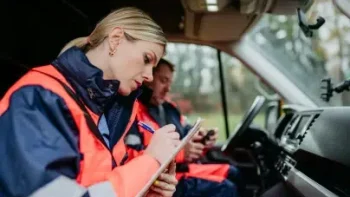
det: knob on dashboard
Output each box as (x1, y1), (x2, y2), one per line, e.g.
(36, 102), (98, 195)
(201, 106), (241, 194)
(281, 164), (291, 176)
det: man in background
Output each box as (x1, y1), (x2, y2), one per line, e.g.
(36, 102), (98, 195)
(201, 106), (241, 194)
(125, 59), (240, 197)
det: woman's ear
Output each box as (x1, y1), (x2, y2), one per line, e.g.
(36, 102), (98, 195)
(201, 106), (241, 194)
(108, 27), (124, 53)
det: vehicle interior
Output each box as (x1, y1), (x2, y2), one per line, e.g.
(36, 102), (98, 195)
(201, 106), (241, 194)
(2, 0), (350, 197)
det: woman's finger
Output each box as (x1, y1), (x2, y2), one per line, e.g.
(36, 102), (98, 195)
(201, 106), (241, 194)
(158, 173), (178, 185)
(168, 160), (176, 175)
(153, 180), (176, 191)
(168, 131), (180, 140)
(146, 191), (162, 197)
(151, 185), (175, 196)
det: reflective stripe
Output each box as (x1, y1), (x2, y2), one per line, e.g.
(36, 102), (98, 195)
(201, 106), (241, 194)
(29, 176), (117, 197)
(88, 181), (117, 197)
(98, 114), (110, 148)
(29, 176), (87, 197)
(125, 133), (142, 146)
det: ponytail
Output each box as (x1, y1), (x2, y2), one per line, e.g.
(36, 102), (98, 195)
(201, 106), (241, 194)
(58, 37), (88, 56)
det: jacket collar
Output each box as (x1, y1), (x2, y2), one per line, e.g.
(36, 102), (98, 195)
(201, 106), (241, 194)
(52, 46), (132, 114)
(138, 85), (154, 106)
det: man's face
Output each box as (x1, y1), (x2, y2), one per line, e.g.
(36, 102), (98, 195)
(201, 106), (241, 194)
(148, 63), (174, 105)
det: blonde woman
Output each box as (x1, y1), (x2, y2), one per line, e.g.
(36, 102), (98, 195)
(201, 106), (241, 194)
(0, 7), (179, 197)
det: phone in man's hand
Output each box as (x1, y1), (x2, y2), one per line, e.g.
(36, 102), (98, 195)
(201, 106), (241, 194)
(200, 129), (216, 145)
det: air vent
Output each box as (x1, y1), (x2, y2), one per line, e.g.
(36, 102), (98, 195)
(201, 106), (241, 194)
(275, 113), (294, 138)
(297, 113), (320, 145)
(307, 113), (320, 130)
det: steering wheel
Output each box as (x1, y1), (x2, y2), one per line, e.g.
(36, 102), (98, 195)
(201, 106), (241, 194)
(221, 95), (266, 153)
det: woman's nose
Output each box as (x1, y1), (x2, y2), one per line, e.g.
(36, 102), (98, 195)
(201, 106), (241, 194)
(143, 67), (153, 82)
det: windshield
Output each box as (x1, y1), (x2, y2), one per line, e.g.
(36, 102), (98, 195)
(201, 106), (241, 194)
(246, 0), (350, 106)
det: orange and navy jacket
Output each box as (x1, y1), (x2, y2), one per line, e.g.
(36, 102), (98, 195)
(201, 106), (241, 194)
(0, 47), (160, 197)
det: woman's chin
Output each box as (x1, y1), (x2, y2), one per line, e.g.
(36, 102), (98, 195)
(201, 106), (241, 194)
(117, 87), (132, 96)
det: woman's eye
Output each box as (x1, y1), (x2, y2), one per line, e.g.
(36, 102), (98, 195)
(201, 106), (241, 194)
(144, 55), (151, 64)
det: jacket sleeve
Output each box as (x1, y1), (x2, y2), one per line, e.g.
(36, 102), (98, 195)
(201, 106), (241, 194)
(0, 86), (84, 197)
(0, 86), (158, 197)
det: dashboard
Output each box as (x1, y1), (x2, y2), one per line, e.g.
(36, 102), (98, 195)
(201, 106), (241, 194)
(269, 106), (350, 197)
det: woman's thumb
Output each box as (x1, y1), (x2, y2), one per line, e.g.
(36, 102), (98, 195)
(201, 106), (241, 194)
(169, 160), (176, 174)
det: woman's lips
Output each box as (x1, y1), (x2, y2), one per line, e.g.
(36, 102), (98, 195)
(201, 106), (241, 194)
(135, 81), (142, 88)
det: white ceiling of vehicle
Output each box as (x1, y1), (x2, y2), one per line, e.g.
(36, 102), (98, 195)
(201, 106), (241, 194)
(180, 0), (314, 42)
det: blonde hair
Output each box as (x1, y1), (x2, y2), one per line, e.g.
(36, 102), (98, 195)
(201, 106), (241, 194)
(59, 7), (166, 55)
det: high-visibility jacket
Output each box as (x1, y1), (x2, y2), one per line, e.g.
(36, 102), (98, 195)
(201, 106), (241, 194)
(0, 47), (160, 197)
(125, 87), (230, 182)
(126, 100), (186, 165)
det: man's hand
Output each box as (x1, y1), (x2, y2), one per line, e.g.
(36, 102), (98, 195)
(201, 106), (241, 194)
(184, 129), (205, 162)
(146, 161), (177, 197)
(204, 128), (219, 148)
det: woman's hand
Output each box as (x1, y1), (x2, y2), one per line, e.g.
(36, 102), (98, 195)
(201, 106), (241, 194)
(145, 124), (180, 164)
(146, 161), (177, 197)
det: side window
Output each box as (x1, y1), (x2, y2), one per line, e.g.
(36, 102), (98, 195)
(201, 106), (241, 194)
(164, 43), (276, 141)
(221, 52), (275, 131)
(164, 43), (226, 142)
